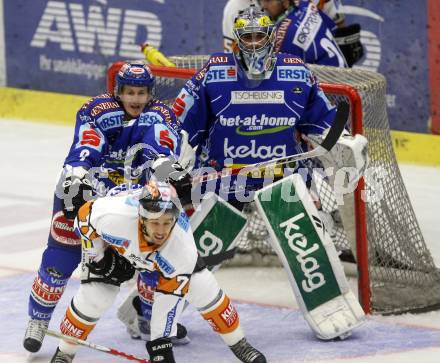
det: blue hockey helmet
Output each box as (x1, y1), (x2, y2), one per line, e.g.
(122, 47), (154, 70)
(114, 62), (155, 98)
(233, 4), (276, 80)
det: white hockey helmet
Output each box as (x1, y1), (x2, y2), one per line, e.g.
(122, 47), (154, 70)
(233, 4), (276, 80)
(138, 181), (180, 221)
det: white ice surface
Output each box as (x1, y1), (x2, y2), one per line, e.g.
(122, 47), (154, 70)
(0, 120), (440, 363)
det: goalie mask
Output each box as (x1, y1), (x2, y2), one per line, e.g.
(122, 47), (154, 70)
(233, 5), (276, 80)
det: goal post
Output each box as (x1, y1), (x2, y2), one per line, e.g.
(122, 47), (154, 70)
(107, 57), (440, 315)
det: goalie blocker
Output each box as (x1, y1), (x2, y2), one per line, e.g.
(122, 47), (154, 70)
(254, 174), (365, 340)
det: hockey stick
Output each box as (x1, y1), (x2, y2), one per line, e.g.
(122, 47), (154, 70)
(192, 101), (349, 183)
(46, 329), (150, 363)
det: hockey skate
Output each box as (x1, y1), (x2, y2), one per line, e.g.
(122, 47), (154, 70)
(229, 338), (266, 363)
(23, 318), (49, 352)
(50, 347), (75, 363)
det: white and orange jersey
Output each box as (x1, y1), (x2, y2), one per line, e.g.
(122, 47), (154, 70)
(74, 191), (247, 343)
(75, 191), (198, 295)
(75, 191), (200, 340)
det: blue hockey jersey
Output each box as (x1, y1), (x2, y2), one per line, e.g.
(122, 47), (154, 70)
(174, 52), (336, 197)
(64, 94), (180, 193)
(274, 2), (347, 67)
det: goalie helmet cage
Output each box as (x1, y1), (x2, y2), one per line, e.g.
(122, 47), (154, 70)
(107, 58), (440, 315)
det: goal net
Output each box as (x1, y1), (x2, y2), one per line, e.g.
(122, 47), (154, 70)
(107, 56), (440, 315)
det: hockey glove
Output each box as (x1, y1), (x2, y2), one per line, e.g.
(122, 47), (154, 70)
(141, 42), (176, 67)
(86, 248), (135, 285)
(334, 24), (364, 67)
(146, 338), (175, 363)
(177, 130), (196, 171)
(61, 166), (93, 220)
(152, 156), (193, 207)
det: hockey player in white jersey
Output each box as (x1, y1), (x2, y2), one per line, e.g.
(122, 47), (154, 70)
(49, 181), (266, 363)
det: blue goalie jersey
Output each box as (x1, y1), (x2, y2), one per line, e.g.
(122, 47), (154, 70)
(274, 2), (347, 67)
(173, 52), (336, 197)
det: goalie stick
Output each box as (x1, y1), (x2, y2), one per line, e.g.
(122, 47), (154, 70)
(46, 329), (150, 363)
(193, 101), (350, 183)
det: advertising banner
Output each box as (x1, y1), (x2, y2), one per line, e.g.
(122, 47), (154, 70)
(344, 1), (430, 132)
(2, 0), (438, 133)
(3, 0), (225, 95)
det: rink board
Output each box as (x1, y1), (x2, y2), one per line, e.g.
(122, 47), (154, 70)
(2, 272), (440, 363)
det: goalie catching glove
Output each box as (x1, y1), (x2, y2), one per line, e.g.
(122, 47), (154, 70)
(60, 166), (93, 219)
(307, 128), (368, 183)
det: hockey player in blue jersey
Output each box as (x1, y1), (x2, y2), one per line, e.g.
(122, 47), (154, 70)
(224, 1), (352, 53)
(260, 0), (363, 67)
(174, 5), (339, 201)
(23, 62), (189, 353)
(259, 0), (347, 67)
(173, 5), (368, 341)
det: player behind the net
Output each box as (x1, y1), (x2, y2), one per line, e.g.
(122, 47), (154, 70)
(223, 0), (363, 67)
(49, 180), (266, 363)
(173, 5), (367, 340)
(260, 0), (364, 67)
(23, 62), (193, 353)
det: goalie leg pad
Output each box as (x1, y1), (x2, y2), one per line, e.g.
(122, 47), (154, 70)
(254, 174), (365, 340)
(190, 195), (248, 267)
